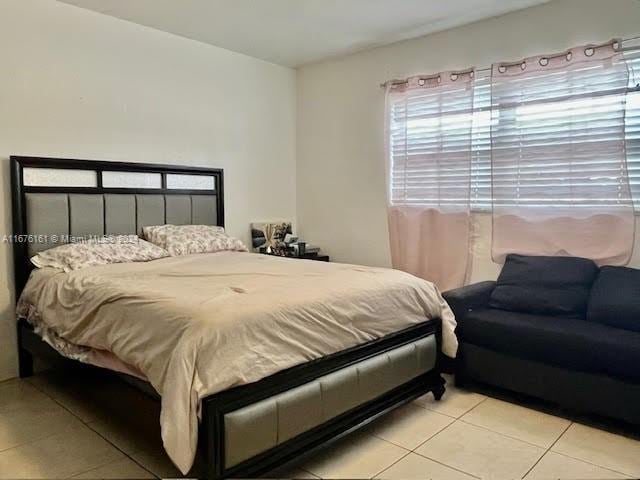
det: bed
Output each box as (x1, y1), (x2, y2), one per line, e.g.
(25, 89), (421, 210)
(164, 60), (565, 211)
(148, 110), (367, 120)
(11, 156), (456, 479)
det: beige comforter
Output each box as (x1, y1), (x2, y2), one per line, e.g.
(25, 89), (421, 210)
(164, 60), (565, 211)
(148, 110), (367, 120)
(18, 252), (457, 473)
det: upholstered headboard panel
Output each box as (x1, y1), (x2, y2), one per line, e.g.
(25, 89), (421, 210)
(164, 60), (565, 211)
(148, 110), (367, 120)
(25, 193), (218, 255)
(11, 156), (224, 292)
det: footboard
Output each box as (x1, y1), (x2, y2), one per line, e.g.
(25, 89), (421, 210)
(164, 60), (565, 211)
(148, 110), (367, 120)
(200, 320), (444, 479)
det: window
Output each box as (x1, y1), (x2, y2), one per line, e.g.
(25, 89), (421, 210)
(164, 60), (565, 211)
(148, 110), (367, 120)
(469, 70), (492, 211)
(388, 52), (640, 211)
(388, 77), (475, 209)
(626, 90), (640, 209)
(625, 46), (640, 209)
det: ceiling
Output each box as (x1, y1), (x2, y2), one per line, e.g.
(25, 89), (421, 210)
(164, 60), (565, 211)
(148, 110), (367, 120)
(59, 0), (550, 67)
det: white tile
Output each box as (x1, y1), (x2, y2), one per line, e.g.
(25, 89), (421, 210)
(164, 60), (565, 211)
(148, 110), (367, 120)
(0, 379), (51, 412)
(129, 448), (183, 479)
(0, 424), (123, 479)
(26, 373), (102, 423)
(72, 457), (156, 479)
(552, 423), (640, 477)
(366, 403), (454, 450)
(87, 414), (163, 456)
(415, 381), (486, 418)
(269, 467), (320, 479)
(525, 451), (630, 479)
(377, 452), (476, 480)
(416, 421), (545, 479)
(0, 397), (85, 451)
(27, 371), (158, 426)
(302, 432), (409, 479)
(460, 398), (571, 448)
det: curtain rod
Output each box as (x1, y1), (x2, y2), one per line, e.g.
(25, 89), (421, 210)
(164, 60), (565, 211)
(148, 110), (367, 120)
(380, 35), (640, 89)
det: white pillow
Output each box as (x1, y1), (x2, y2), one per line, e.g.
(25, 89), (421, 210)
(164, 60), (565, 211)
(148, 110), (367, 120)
(31, 237), (169, 272)
(143, 224), (246, 256)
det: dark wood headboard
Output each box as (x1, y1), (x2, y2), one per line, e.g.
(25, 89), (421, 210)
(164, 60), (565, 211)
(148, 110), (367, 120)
(10, 156), (224, 294)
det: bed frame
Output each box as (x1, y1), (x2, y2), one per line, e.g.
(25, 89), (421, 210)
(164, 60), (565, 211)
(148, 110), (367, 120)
(11, 155), (446, 479)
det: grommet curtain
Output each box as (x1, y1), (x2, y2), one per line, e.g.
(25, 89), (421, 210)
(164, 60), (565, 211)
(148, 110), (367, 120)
(490, 41), (635, 265)
(385, 71), (474, 290)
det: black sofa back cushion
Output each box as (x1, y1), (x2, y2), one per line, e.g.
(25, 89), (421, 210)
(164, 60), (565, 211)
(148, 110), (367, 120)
(587, 265), (640, 332)
(489, 254), (599, 318)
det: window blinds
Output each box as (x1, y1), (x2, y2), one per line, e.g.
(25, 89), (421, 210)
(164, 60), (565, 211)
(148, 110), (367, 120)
(388, 44), (640, 211)
(624, 47), (640, 208)
(387, 75), (474, 209)
(490, 46), (631, 212)
(386, 72), (474, 290)
(470, 70), (492, 210)
(489, 42), (634, 265)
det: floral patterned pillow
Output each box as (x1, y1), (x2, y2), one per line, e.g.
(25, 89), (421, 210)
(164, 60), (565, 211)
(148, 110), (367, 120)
(31, 237), (169, 272)
(144, 224), (247, 256)
(143, 224), (225, 250)
(142, 225), (175, 250)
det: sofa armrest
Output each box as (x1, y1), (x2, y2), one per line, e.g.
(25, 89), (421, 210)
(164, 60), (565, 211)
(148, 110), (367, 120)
(443, 281), (496, 320)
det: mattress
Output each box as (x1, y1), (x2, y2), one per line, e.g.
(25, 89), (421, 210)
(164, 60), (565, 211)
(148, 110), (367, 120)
(17, 251), (457, 473)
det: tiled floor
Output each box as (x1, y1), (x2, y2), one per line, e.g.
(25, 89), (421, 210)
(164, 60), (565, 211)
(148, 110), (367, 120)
(0, 372), (639, 479)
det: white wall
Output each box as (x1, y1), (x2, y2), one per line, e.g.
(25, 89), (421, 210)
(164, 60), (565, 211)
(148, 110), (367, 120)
(0, 0), (296, 381)
(3, 0), (639, 382)
(297, 0), (640, 285)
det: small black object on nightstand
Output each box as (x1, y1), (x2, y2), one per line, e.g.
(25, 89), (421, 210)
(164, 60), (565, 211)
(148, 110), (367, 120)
(260, 248), (329, 262)
(296, 252), (329, 262)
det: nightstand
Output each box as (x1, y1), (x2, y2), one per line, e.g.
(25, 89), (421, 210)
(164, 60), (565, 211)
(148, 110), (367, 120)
(262, 251), (329, 262)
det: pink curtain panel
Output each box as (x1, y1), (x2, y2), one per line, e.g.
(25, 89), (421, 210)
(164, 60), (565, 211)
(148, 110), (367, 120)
(490, 41), (635, 266)
(385, 70), (474, 290)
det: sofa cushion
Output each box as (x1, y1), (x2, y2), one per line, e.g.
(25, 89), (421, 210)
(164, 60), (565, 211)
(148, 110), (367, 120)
(587, 266), (640, 333)
(489, 254), (599, 318)
(462, 308), (640, 383)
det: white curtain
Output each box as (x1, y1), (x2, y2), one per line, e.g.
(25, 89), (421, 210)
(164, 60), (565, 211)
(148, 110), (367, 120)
(386, 71), (474, 290)
(490, 41), (635, 265)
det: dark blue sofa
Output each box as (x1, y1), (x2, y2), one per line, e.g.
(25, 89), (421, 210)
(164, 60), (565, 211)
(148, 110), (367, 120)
(443, 254), (640, 426)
